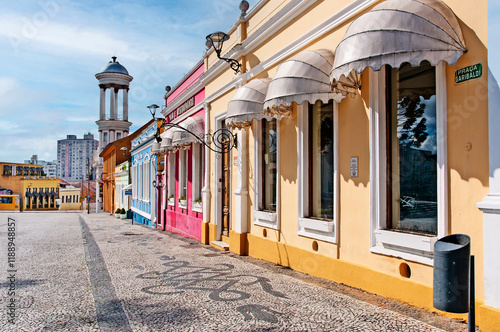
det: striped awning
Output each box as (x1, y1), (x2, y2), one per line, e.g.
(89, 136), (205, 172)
(26, 191), (33, 197)
(226, 78), (272, 129)
(264, 49), (343, 118)
(172, 115), (204, 147)
(330, 0), (467, 82)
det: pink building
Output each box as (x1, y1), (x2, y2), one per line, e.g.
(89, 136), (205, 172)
(157, 61), (205, 241)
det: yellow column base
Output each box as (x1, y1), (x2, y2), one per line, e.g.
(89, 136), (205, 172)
(229, 230), (248, 256)
(201, 222), (210, 245)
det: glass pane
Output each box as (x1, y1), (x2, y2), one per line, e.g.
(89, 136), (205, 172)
(310, 101), (334, 220)
(262, 119), (277, 211)
(390, 62), (437, 235)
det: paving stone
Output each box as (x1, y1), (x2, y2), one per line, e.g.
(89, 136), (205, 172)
(0, 212), (471, 331)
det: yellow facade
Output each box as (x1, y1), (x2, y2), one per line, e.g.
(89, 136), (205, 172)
(200, 0), (498, 330)
(21, 177), (60, 210)
(58, 187), (82, 211)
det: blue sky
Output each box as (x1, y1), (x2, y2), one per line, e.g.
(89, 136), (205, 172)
(0, 0), (498, 163)
(0, 0), (257, 163)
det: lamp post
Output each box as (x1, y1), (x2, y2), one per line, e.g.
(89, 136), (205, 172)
(205, 31), (241, 74)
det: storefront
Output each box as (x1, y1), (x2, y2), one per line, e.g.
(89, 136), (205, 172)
(155, 61), (205, 240)
(130, 122), (157, 226)
(200, 0), (498, 329)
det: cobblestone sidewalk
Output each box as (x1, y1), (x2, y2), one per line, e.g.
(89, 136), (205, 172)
(0, 212), (469, 331)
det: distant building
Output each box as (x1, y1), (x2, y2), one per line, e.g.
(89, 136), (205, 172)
(24, 155), (57, 177)
(57, 133), (99, 181)
(0, 161), (59, 210)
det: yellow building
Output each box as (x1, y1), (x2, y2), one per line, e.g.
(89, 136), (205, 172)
(58, 187), (82, 211)
(0, 162), (59, 210)
(196, 0), (499, 330)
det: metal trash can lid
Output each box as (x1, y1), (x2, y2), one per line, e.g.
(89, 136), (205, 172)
(434, 234), (470, 258)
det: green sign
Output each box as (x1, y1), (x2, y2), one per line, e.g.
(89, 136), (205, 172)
(455, 63), (482, 84)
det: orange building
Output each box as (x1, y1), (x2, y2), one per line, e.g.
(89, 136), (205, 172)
(100, 120), (154, 214)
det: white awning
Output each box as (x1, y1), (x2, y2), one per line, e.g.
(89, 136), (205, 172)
(122, 184), (132, 191)
(264, 49), (343, 118)
(330, 0), (467, 82)
(226, 78), (272, 129)
(159, 128), (178, 152)
(172, 115), (204, 147)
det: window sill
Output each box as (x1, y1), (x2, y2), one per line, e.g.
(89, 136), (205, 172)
(178, 200), (187, 209)
(168, 198), (175, 206)
(372, 229), (437, 266)
(192, 202), (203, 213)
(298, 217), (336, 243)
(253, 210), (278, 229)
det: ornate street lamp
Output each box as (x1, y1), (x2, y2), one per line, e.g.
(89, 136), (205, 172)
(206, 31), (241, 74)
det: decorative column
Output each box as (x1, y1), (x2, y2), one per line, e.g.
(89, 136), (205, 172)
(233, 128), (248, 234)
(100, 88), (106, 120)
(123, 88), (129, 121)
(99, 131), (103, 151)
(202, 104), (211, 224)
(114, 88), (119, 119)
(477, 72), (500, 311)
(110, 87), (116, 120)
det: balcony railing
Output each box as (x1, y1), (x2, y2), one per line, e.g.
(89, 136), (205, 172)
(100, 114), (127, 121)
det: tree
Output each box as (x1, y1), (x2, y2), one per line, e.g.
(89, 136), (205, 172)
(397, 96), (428, 148)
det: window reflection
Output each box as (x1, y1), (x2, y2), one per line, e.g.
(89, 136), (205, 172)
(261, 119), (277, 212)
(389, 62), (437, 235)
(309, 101), (334, 220)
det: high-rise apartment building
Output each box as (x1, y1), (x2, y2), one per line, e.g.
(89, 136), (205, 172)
(57, 133), (99, 181)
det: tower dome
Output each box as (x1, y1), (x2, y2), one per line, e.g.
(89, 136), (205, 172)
(98, 56), (130, 75)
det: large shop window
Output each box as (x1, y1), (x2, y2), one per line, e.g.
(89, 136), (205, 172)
(253, 118), (279, 228)
(370, 62), (447, 265)
(167, 153), (176, 206)
(131, 164), (137, 200)
(178, 150), (188, 208)
(297, 100), (339, 243)
(192, 144), (203, 212)
(143, 156), (150, 202)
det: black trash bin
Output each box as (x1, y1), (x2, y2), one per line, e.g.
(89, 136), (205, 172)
(433, 234), (470, 313)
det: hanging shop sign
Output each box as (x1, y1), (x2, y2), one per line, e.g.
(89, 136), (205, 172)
(455, 63), (482, 84)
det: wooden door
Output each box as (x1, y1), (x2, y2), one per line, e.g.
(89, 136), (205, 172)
(221, 139), (230, 237)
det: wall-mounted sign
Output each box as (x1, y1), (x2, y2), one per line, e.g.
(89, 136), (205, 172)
(124, 189), (132, 196)
(350, 157), (358, 178)
(455, 63), (482, 84)
(167, 96), (195, 121)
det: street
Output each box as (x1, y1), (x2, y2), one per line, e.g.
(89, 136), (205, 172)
(0, 212), (468, 331)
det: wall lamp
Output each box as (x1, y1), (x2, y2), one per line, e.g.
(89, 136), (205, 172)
(147, 104), (236, 157)
(206, 32), (241, 74)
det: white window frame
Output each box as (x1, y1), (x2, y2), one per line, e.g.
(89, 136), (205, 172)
(253, 118), (280, 230)
(297, 101), (339, 243)
(369, 64), (448, 266)
(151, 155), (156, 221)
(131, 163), (138, 200)
(192, 143), (203, 213)
(143, 154), (150, 203)
(178, 149), (188, 209)
(167, 153), (176, 206)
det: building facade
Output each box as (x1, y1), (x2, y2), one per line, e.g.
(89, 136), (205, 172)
(130, 121), (157, 226)
(58, 187), (81, 211)
(193, 0), (498, 330)
(156, 61), (205, 240)
(57, 133), (98, 181)
(114, 161), (130, 213)
(0, 162), (59, 210)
